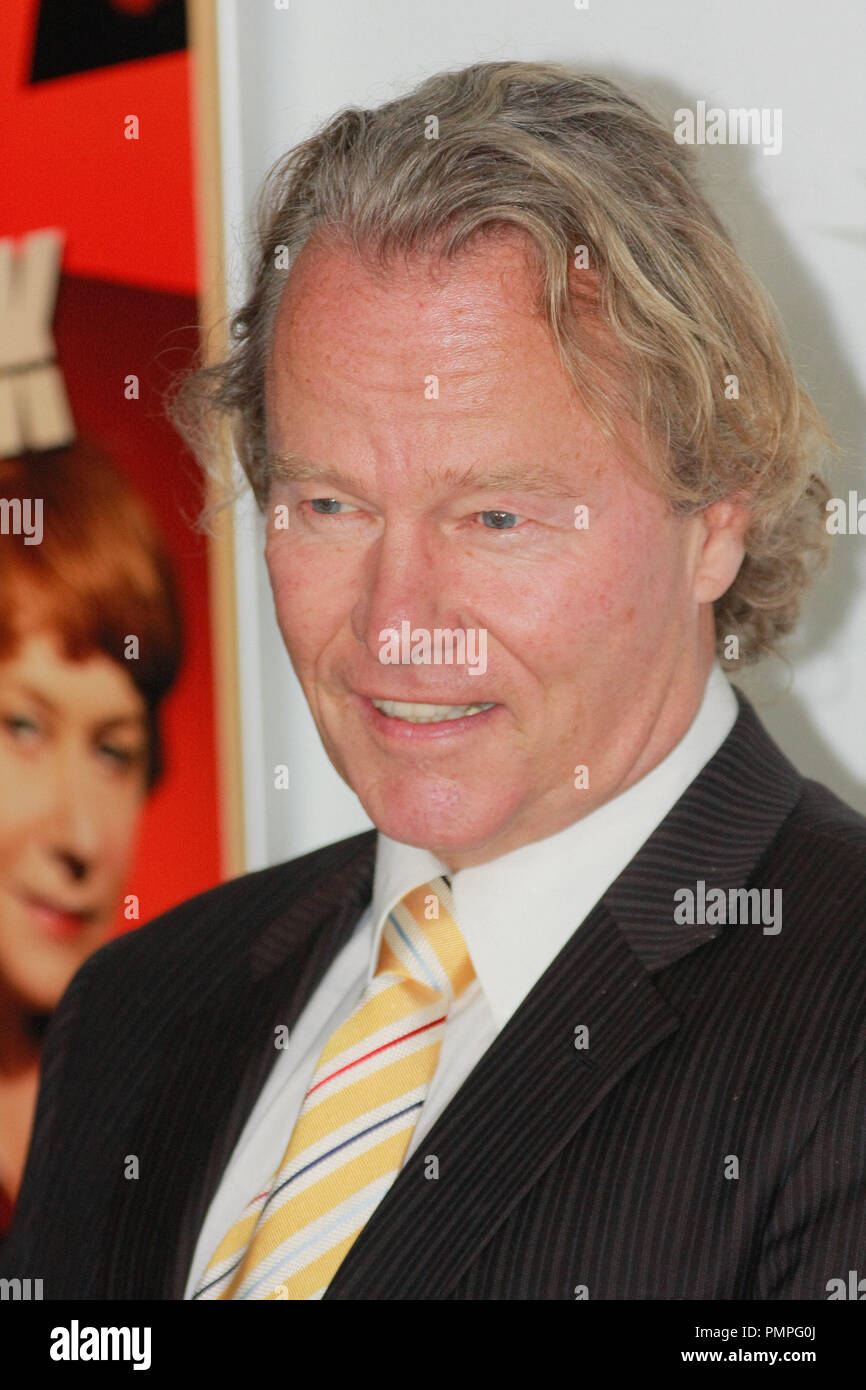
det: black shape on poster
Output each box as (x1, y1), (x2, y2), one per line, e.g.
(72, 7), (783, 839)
(29, 0), (186, 85)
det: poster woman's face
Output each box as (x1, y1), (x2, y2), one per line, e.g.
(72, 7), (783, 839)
(0, 630), (150, 1013)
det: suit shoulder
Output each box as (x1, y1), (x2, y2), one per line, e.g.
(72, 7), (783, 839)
(772, 778), (866, 924)
(784, 777), (866, 873)
(764, 777), (866, 996)
(72, 828), (376, 984)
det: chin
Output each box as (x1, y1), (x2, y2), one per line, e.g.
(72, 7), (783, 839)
(356, 771), (520, 859)
(4, 945), (96, 1017)
(5, 974), (65, 1016)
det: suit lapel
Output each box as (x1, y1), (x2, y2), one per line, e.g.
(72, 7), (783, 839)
(102, 833), (376, 1298)
(324, 692), (804, 1298)
(324, 898), (680, 1299)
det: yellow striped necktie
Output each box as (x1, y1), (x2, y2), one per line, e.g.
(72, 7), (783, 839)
(193, 875), (474, 1300)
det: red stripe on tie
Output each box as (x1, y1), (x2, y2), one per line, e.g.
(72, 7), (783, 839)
(307, 1015), (447, 1097)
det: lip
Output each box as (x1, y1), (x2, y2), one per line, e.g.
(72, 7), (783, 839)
(354, 692), (503, 742)
(356, 689), (497, 705)
(20, 895), (98, 941)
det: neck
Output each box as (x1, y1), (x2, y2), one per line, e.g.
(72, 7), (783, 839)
(0, 986), (46, 1077)
(440, 650), (717, 872)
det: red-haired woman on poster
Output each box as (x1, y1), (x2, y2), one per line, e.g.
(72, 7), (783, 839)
(0, 443), (182, 1246)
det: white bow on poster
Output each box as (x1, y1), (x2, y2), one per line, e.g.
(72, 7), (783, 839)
(0, 227), (76, 458)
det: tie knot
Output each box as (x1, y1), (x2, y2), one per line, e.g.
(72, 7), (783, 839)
(377, 875), (475, 1003)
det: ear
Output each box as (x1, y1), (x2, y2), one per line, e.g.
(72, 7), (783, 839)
(692, 492), (752, 604)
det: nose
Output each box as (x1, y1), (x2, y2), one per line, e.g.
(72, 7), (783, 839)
(350, 515), (446, 662)
(45, 747), (104, 880)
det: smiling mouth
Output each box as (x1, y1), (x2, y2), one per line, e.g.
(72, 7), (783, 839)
(22, 895), (97, 933)
(370, 699), (496, 724)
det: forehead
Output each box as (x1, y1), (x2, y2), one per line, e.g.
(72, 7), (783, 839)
(265, 229), (565, 399)
(0, 630), (145, 715)
(262, 229), (645, 502)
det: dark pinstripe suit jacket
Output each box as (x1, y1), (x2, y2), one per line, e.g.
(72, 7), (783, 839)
(3, 690), (865, 1299)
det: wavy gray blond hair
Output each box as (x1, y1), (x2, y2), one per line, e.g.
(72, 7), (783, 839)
(173, 60), (833, 665)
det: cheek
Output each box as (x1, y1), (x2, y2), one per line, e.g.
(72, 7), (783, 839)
(0, 803), (33, 858)
(265, 539), (352, 653)
(0, 767), (50, 866)
(473, 554), (623, 671)
(97, 794), (145, 886)
(486, 524), (687, 684)
(578, 521), (687, 636)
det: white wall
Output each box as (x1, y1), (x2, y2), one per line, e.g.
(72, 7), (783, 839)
(214, 0), (866, 870)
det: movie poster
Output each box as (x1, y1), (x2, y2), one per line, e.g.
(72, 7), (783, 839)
(0, 0), (232, 1234)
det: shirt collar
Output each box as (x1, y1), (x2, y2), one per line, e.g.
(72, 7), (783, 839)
(366, 663), (737, 1028)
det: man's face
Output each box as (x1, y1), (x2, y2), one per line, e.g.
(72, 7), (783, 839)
(264, 231), (717, 869)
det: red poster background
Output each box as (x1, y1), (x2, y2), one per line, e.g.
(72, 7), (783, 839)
(1, 0), (224, 928)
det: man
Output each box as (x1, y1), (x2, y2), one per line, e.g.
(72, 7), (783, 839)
(3, 60), (864, 1300)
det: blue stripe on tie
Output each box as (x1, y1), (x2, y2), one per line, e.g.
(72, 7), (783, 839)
(193, 1258), (242, 1300)
(240, 1181), (391, 1300)
(263, 1099), (423, 1214)
(193, 1100), (424, 1301)
(387, 911), (440, 989)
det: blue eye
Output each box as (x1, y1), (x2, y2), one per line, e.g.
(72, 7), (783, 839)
(98, 744), (133, 766)
(481, 510), (519, 529)
(3, 714), (41, 742)
(310, 499), (344, 514)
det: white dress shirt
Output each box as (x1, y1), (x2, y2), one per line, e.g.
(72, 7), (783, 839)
(185, 663), (738, 1297)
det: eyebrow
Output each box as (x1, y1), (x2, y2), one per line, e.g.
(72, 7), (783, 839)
(96, 716), (149, 736)
(268, 451), (583, 501)
(3, 683), (59, 715)
(2, 682), (147, 732)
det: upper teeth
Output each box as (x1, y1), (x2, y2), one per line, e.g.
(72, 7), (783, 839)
(371, 699), (495, 723)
